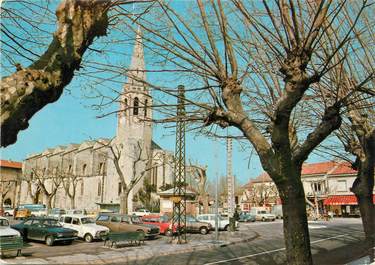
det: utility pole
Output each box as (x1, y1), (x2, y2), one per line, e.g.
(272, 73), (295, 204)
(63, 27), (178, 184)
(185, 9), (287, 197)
(227, 138), (235, 217)
(171, 85), (187, 244)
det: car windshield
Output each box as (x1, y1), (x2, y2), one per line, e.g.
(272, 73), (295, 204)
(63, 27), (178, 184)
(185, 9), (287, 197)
(187, 216), (198, 222)
(0, 219), (9, 226)
(131, 216), (142, 224)
(81, 218), (95, 224)
(43, 219), (62, 227)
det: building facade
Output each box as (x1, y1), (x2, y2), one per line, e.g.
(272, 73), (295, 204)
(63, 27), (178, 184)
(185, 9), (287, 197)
(0, 160), (22, 208)
(19, 29), (176, 213)
(240, 161), (375, 216)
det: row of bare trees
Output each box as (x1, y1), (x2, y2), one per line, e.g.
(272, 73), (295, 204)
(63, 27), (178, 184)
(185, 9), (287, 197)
(1, 1), (374, 264)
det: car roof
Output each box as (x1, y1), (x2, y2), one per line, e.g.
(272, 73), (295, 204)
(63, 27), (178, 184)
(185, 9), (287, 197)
(26, 217), (57, 221)
(61, 214), (87, 218)
(142, 214), (164, 218)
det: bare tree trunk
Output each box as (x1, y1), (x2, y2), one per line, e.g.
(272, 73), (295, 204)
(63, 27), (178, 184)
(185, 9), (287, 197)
(351, 133), (375, 262)
(70, 196), (75, 209)
(120, 192), (129, 214)
(278, 176), (312, 265)
(46, 196), (53, 212)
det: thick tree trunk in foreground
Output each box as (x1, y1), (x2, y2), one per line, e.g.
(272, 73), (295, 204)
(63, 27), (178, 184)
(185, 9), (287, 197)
(0, 0), (109, 147)
(279, 177), (312, 265)
(351, 132), (375, 261)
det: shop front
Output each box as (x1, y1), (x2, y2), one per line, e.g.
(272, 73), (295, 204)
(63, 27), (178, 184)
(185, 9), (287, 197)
(323, 194), (375, 217)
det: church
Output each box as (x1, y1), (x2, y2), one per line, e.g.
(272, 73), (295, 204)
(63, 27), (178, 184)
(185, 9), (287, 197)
(19, 29), (177, 213)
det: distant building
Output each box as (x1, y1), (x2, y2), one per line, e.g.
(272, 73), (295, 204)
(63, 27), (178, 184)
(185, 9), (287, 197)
(240, 161), (375, 216)
(0, 160), (22, 207)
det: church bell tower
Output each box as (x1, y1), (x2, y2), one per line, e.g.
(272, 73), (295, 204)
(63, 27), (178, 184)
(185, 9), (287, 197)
(114, 27), (152, 213)
(117, 27), (152, 147)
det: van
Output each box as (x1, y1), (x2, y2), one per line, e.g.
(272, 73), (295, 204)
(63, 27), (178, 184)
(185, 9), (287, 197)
(271, 205), (283, 219)
(250, 207), (276, 222)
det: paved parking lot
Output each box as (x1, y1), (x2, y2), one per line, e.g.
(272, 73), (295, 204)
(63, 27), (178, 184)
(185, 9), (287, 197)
(2, 217), (366, 265)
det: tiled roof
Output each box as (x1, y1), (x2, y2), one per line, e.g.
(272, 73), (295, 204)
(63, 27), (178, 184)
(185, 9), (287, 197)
(301, 161), (356, 175)
(245, 161), (357, 187)
(0, 160), (22, 169)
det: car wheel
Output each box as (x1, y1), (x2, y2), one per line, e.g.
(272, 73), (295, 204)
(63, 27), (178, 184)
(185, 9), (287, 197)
(262, 217), (265, 222)
(224, 225), (229, 231)
(165, 229), (173, 237)
(199, 227), (208, 235)
(84, 233), (93, 243)
(45, 236), (54, 246)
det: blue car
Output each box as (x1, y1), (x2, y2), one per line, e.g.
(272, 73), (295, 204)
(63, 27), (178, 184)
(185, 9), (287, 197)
(239, 213), (256, 222)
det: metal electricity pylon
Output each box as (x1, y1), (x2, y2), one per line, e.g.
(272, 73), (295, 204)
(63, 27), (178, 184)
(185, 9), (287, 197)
(227, 137), (235, 217)
(171, 85), (187, 244)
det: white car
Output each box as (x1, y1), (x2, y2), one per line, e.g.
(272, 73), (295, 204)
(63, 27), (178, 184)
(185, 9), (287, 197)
(59, 215), (109, 242)
(197, 214), (237, 231)
(3, 206), (14, 216)
(0, 217), (22, 255)
(253, 210), (276, 221)
(131, 209), (150, 217)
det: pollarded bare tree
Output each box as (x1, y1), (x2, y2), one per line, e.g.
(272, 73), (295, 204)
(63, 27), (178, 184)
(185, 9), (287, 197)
(313, 3), (375, 258)
(61, 171), (81, 210)
(188, 164), (210, 214)
(92, 1), (371, 264)
(97, 138), (156, 214)
(31, 167), (62, 211)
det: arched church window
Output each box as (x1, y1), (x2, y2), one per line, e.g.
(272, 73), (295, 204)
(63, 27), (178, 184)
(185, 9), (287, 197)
(144, 99), (148, 117)
(133, 97), (139, 115)
(82, 164), (87, 176)
(99, 162), (105, 175)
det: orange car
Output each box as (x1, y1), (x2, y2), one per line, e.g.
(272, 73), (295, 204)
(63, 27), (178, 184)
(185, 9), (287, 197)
(14, 208), (31, 220)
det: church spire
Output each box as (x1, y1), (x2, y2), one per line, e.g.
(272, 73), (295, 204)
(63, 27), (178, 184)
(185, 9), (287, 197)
(128, 27), (145, 86)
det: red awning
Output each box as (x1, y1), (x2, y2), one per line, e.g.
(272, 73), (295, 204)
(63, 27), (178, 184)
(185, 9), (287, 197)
(323, 195), (375, 206)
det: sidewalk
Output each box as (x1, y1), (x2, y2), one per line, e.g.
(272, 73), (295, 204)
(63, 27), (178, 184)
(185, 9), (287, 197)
(1, 229), (258, 264)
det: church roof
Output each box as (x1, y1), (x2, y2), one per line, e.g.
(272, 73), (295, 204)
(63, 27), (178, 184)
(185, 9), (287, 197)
(151, 141), (162, 150)
(126, 27), (145, 86)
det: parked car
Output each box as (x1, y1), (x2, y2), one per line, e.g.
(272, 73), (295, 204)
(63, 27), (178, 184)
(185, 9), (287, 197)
(238, 212), (256, 222)
(11, 217), (78, 246)
(96, 213), (160, 239)
(59, 215), (109, 242)
(18, 204), (47, 217)
(271, 205), (283, 219)
(49, 208), (66, 219)
(3, 205), (14, 216)
(14, 207), (31, 220)
(141, 214), (180, 236)
(250, 209), (276, 221)
(185, 215), (212, 235)
(0, 217), (23, 256)
(131, 209), (150, 217)
(196, 214), (237, 231)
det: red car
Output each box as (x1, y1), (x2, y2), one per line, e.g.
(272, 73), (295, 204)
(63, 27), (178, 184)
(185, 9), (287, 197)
(142, 215), (179, 236)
